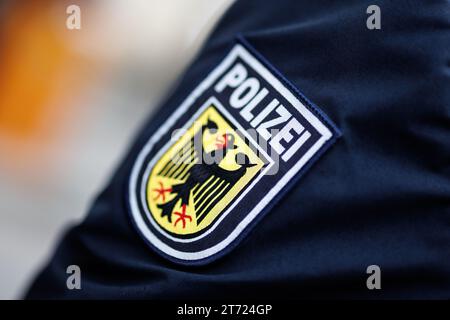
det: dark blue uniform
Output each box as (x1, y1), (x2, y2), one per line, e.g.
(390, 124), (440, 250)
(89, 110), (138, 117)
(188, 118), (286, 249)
(26, 0), (450, 299)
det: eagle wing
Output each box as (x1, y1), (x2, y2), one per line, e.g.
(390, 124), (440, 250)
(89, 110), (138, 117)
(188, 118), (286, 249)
(157, 138), (199, 181)
(191, 165), (246, 225)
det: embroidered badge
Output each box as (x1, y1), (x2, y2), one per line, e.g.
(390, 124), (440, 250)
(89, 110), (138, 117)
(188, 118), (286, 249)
(128, 38), (340, 265)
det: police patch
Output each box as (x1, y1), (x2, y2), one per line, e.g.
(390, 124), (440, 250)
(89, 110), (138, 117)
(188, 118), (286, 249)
(128, 38), (340, 265)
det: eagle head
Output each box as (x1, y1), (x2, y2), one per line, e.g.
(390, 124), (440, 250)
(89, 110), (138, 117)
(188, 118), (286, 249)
(215, 133), (237, 151)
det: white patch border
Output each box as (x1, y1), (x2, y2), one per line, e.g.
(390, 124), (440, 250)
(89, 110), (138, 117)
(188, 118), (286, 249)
(129, 44), (333, 262)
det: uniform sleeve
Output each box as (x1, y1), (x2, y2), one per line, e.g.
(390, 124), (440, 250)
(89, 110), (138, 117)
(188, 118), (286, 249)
(26, 0), (450, 299)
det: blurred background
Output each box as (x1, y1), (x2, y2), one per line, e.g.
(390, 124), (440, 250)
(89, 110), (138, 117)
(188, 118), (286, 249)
(0, 0), (232, 299)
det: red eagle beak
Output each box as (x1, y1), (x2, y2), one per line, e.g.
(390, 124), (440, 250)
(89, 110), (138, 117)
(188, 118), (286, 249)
(215, 133), (228, 150)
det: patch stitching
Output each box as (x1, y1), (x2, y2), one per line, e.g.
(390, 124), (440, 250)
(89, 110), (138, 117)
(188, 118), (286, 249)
(127, 36), (341, 265)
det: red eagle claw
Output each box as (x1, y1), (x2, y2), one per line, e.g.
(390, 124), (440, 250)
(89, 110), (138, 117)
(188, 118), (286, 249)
(173, 204), (192, 229)
(152, 181), (172, 202)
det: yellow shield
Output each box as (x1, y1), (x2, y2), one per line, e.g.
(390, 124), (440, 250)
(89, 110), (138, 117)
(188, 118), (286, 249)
(146, 105), (264, 236)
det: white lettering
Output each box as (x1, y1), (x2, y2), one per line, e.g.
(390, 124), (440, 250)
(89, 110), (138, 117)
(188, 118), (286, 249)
(270, 118), (311, 161)
(256, 105), (291, 141)
(215, 63), (247, 92)
(240, 87), (269, 121)
(230, 77), (260, 109)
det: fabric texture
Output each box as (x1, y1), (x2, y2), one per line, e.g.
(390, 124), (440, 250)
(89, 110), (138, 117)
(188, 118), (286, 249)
(26, 0), (450, 299)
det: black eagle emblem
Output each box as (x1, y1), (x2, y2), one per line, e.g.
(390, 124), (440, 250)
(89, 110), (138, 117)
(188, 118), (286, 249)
(153, 119), (256, 228)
